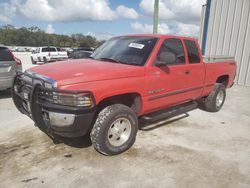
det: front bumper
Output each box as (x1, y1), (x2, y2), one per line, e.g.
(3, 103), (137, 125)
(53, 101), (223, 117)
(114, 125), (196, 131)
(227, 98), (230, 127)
(38, 102), (96, 137)
(12, 72), (96, 138)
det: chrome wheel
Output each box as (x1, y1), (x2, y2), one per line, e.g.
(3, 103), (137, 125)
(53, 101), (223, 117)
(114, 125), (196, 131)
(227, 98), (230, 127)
(216, 90), (224, 107)
(107, 118), (132, 147)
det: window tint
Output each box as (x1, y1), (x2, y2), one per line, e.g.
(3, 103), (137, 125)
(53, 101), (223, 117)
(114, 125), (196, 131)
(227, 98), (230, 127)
(71, 51), (92, 59)
(42, 47), (56, 52)
(0, 47), (14, 61)
(91, 36), (158, 66)
(157, 38), (185, 65)
(184, 40), (201, 64)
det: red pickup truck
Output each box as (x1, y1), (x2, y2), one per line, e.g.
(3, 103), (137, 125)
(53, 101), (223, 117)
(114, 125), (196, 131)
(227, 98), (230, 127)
(12, 34), (236, 155)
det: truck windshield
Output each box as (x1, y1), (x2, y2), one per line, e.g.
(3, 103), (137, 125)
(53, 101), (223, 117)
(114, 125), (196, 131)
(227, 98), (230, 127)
(91, 36), (158, 66)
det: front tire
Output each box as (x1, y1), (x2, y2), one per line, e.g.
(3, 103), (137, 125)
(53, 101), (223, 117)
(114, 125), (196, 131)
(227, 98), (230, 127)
(31, 57), (37, 64)
(202, 83), (226, 112)
(43, 57), (48, 64)
(90, 104), (138, 155)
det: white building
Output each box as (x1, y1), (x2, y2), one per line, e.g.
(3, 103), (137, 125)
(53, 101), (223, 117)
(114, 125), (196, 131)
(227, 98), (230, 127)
(200, 0), (250, 86)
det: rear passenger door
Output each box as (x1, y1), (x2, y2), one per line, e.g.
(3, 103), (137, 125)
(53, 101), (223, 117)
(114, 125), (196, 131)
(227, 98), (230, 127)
(48, 47), (57, 57)
(183, 39), (205, 99)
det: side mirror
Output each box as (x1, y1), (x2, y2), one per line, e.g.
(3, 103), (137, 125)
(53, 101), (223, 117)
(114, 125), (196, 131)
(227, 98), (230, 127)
(155, 52), (176, 66)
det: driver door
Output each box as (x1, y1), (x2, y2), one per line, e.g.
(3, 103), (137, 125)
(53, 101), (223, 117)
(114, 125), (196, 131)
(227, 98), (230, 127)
(145, 38), (191, 113)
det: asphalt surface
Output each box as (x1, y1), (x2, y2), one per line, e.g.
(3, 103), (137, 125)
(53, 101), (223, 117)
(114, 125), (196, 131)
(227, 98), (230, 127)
(0, 53), (250, 188)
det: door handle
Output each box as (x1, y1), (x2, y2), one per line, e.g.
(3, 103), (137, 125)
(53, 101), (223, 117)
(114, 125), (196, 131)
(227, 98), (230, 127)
(185, 70), (190, 75)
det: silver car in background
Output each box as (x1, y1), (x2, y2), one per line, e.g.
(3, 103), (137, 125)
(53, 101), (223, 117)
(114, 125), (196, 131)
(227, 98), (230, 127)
(0, 46), (22, 91)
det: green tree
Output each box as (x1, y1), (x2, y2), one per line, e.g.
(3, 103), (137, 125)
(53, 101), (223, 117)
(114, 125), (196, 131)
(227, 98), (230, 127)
(0, 25), (104, 48)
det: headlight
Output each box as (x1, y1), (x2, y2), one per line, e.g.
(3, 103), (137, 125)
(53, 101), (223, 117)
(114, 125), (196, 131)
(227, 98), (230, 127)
(52, 92), (94, 107)
(45, 82), (53, 89)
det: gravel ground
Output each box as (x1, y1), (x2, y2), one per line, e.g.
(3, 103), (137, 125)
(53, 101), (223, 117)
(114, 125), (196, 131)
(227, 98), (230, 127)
(0, 53), (249, 188)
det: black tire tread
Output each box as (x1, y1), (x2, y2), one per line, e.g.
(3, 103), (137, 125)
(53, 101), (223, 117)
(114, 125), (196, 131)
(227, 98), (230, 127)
(43, 57), (47, 63)
(31, 57), (36, 64)
(90, 105), (114, 155)
(203, 83), (226, 112)
(90, 104), (137, 155)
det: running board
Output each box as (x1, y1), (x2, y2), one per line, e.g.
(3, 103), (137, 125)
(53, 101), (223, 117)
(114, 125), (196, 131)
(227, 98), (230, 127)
(140, 101), (198, 123)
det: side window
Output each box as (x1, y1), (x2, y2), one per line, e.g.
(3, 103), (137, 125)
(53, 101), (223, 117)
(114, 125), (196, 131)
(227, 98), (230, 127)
(41, 48), (48, 52)
(157, 38), (186, 65)
(41, 47), (57, 52)
(184, 40), (201, 64)
(48, 47), (56, 52)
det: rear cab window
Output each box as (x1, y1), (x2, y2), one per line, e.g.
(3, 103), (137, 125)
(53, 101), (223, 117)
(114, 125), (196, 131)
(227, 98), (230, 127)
(41, 47), (57, 52)
(0, 47), (14, 61)
(184, 40), (201, 64)
(156, 38), (186, 65)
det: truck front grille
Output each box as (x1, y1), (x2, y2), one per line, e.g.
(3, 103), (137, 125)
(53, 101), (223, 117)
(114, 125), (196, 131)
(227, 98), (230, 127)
(13, 71), (56, 115)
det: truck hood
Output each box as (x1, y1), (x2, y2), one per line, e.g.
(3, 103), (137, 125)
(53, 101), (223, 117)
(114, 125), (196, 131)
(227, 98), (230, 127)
(29, 59), (145, 86)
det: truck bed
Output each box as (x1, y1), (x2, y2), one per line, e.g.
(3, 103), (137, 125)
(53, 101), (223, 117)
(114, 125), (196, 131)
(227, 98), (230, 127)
(203, 59), (236, 96)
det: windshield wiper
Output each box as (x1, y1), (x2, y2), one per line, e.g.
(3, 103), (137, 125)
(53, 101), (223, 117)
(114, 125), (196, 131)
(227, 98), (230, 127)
(98, 57), (123, 64)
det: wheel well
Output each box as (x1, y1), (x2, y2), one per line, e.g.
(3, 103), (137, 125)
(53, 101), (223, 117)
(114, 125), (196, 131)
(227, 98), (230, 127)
(96, 93), (142, 115)
(216, 75), (229, 87)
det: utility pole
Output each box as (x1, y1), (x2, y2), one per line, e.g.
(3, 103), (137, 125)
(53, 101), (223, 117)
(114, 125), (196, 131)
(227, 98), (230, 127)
(153, 0), (159, 33)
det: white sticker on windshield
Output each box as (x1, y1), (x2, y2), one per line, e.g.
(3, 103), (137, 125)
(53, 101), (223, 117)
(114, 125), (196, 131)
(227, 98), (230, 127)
(129, 43), (145, 49)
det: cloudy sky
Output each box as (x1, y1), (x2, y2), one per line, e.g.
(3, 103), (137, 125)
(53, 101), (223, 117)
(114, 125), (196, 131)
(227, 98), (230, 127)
(0, 0), (206, 40)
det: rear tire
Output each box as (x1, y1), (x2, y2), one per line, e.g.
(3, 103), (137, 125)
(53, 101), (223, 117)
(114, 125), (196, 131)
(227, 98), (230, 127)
(31, 57), (36, 64)
(90, 104), (138, 155)
(201, 83), (226, 112)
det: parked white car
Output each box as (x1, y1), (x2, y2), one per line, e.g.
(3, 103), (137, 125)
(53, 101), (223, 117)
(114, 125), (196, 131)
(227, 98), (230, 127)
(31, 47), (68, 64)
